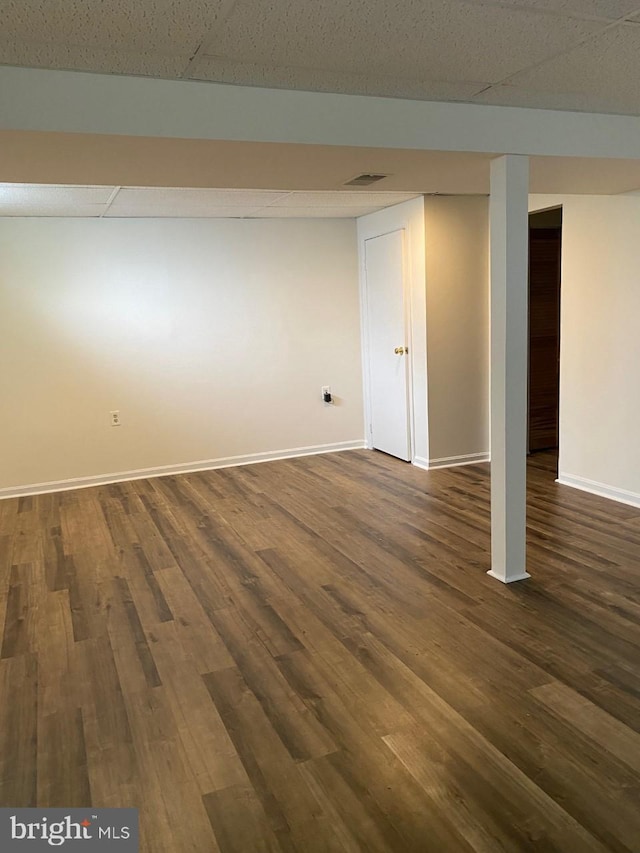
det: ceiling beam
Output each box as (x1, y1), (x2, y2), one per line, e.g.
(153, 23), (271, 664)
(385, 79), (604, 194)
(2, 67), (640, 160)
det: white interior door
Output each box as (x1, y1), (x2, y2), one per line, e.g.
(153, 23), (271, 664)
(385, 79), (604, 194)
(365, 229), (411, 461)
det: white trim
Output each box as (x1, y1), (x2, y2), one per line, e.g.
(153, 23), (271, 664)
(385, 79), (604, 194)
(556, 473), (640, 509)
(486, 570), (531, 584)
(429, 452), (490, 469)
(0, 440), (365, 500)
(402, 227), (416, 463)
(412, 455), (430, 471)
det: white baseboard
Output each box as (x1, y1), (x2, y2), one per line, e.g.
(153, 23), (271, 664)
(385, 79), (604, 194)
(429, 451), (490, 470)
(486, 569), (531, 584)
(556, 472), (640, 509)
(411, 456), (430, 471)
(0, 440), (366, 500)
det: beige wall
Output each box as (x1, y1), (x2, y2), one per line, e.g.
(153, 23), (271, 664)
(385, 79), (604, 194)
(425, 196), (490, 464)
(0, 217), (364, 492)
(530, 194), (640, 505)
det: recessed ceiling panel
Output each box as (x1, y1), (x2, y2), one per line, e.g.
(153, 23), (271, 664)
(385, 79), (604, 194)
(250, 206), (383, 218)
(0, 0), (224, 53)
(468, 0), (640, 20)
(266, 191), (420, 208)
(0, 40), (191, 78)
(191, 56), (487, 101)
(0, 183), (114, 204)
(0, 184), (421, 218)
(108, 187), (292, 212)
(203, 0), (604, 85)
(0, 203), (107, 217)
(473, 82), (638, 115)
(103, 205), (262, 218)
(505, 25), (640, 112)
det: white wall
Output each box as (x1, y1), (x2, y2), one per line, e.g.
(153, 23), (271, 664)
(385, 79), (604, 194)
(0, 217), (364, 493)
(357, 198), (428, 466)
(531, 193), (640, 506)
(424, 196), (490, 466)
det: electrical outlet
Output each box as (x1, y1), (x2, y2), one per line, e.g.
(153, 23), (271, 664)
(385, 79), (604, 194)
(110, 410), (121, 427)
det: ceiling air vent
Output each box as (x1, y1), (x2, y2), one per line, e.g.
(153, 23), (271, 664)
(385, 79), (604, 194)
(344, 173), (389, 187)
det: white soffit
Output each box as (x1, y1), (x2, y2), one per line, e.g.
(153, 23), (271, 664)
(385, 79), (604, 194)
(5, 134), (640, 195)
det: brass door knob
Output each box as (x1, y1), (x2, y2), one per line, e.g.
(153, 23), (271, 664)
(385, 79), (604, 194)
(394, 346), (407, 355)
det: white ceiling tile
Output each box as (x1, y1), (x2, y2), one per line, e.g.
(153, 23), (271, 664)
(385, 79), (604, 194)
(473, 81), (640, 114)
(265, 191), (420, 208)
(502, 25), (640, 112)
(104, 205), (262, 218)
(0, 0), (226, 54)
(0, 204), (106, 217)
(190, 57), (487, 101)
(108, 188), (291, 209)
(0, 40), (191, 77)
(249, 206), (383, 218)
(467, 0), (640, 21)
(201, 0), (604, 84)
(0, 184), (114, 204)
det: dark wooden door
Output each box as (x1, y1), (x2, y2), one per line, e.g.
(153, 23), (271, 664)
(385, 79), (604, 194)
(528, 226), (561, 452)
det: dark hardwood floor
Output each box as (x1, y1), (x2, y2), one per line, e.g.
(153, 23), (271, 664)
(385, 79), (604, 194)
(1, 449), (640, 851)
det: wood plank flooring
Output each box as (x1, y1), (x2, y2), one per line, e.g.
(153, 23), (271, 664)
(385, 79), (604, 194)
(1, 449), (640, 851)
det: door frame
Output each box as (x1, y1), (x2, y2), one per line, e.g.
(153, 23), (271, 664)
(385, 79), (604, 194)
(357, 197), (429, 468)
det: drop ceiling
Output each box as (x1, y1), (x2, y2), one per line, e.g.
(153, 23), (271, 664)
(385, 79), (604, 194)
(1, 0), (640, 115)
(0, 184), (422, 218)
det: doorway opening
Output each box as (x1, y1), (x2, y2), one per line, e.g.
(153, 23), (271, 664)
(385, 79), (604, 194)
(528, 206), (562, 474)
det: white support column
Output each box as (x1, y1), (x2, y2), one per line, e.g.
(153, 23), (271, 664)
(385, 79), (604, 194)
(488, 155), (530, 584)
